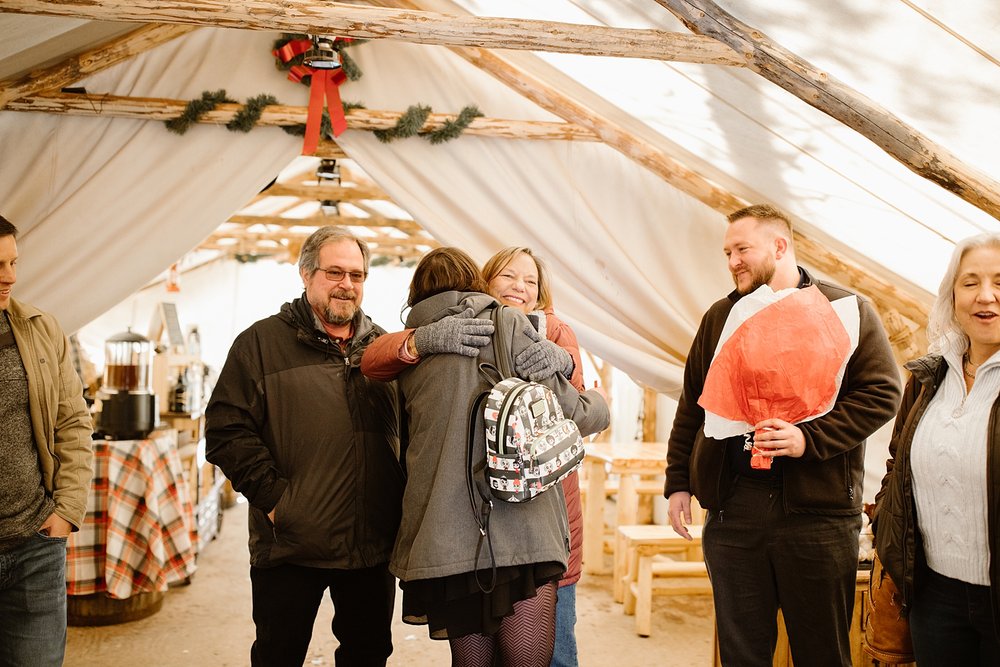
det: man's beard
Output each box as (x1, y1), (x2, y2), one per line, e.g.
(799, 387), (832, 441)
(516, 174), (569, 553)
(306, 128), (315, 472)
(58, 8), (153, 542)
(734, 257), (776, 295)
(319, 289), (358, 325)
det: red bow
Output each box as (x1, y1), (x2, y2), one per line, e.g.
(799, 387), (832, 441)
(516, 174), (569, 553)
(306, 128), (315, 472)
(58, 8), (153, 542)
(273, 38), (350, 154)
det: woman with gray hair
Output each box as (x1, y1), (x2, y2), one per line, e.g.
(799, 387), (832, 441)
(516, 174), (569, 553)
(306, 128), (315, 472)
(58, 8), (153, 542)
(875, 233), (1000, 664)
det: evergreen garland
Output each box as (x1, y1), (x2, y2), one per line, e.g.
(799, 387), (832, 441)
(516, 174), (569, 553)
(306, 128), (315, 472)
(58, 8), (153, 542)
(425, 105), (484, 145)
(373, 104), (431, 143)
(227, 94), (279, 132)
(165, 90), (235, 135)
(164, 36), (484, 145)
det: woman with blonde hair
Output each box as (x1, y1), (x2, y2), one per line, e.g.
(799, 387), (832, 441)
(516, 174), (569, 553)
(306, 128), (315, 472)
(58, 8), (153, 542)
(875, 233), (1000, 664)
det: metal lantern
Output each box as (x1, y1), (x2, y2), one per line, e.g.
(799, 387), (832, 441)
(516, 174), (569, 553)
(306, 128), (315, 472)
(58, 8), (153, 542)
(303, 36), (342, 70)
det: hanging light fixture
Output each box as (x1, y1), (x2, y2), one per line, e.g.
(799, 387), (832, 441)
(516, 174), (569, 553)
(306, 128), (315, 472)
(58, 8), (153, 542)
(316, 158), (340, 182)
(320, 200), (341, 216)
(303, 35), (342, 70)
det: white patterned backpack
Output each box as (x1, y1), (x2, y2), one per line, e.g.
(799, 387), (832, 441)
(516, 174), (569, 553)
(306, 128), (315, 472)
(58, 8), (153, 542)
(467, 305), (585, 504)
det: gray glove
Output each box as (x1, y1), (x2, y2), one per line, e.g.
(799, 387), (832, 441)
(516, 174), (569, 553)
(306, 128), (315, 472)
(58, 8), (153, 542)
(515, 324), (574, 381)
(413, 316), (494, 357)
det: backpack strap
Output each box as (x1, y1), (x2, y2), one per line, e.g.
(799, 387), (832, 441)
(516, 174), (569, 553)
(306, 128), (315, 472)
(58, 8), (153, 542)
(489, 304), (514, 379)
(466, 390), (497, 593)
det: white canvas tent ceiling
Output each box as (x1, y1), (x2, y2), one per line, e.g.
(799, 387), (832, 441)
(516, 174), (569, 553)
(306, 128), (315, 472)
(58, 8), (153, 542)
(0, 0), (998, 395)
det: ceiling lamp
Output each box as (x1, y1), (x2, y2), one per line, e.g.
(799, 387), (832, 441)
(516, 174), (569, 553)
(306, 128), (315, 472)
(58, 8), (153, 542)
(303, 36), (342, 70)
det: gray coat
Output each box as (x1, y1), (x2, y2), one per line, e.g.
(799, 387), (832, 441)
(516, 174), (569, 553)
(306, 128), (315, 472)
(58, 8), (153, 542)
(390, 291), (610, 582)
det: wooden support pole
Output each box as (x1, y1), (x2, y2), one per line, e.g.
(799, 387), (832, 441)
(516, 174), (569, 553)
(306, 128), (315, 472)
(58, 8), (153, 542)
(0, 0), (745, 66)
(0, 24), (197, 107)
(654, 0), (1000, 221)
(6, 92), (601, 142)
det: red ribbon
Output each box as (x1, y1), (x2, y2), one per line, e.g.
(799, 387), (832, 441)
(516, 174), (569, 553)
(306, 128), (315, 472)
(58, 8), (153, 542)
(272, 37), (350, 154)
(303, 68), (348, 154)
(272, 38), (311, 64)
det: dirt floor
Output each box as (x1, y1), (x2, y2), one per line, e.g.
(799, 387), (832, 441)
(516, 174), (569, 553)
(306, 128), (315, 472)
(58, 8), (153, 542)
(65, 500), (715, 666)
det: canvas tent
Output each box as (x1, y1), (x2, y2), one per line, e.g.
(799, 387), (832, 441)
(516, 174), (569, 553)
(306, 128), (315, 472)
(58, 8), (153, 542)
(1, 0), (998, 399)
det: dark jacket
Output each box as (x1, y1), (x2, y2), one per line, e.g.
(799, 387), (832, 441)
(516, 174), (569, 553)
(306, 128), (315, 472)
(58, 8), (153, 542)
(874, 354), (1000, 635)
(665, 268), (901, 515)
(206, 295), (404, 569)
(389, 291), (610, 582)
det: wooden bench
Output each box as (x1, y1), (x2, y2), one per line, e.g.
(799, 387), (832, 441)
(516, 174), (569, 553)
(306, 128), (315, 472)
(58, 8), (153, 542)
(627, 555), (713, 636)
(614, 524), (703, 604)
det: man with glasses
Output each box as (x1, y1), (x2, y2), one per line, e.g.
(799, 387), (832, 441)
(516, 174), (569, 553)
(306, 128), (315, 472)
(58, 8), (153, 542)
(0, 215), (93, 667)
(206, 226), (406, 666)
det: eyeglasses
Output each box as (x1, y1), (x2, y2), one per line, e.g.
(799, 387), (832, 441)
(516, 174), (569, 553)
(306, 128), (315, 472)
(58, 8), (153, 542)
(317, 267), (367, 284)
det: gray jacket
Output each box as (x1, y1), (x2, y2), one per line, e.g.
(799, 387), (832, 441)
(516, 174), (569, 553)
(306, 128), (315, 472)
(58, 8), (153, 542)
(390, 291), (610, 582)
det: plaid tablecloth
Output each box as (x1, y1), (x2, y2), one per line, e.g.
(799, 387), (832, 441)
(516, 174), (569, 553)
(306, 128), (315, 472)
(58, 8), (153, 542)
(67, 431), (198, 599)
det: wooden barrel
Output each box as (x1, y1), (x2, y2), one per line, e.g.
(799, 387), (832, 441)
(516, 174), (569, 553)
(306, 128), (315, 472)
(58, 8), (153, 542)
(67, 591), (164, 626)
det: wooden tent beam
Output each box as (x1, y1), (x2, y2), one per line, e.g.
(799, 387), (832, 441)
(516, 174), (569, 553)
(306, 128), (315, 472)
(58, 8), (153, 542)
(264, 182), (391, 201)
(227, 213), (424, 234)
(6, 92), (601, 142)
(0, 24), (198, 108)
(654, 0), (1000, 221)
(369, 0), (931, 342)
(0, 0), (744, 66)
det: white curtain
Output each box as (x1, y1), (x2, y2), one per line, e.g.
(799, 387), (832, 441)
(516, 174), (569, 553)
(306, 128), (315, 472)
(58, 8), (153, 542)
(0, 26), (302, 334)
(334, 40), (732, 394)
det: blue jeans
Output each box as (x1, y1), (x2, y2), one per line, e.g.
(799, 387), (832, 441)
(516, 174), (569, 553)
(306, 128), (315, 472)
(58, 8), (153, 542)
(0, 533), (69, 667)
(550, 582), (578, 667)
(909, 567), (1000, 666)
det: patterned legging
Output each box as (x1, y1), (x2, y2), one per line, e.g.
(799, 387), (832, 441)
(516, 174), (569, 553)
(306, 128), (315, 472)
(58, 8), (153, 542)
(448, 582), (558, 667)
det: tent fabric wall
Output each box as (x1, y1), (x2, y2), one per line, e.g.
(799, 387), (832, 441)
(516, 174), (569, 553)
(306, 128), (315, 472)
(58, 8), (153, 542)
(336, 37), (727, 393)
(0, 24), (301, 333)
(1, 2), (998, 396)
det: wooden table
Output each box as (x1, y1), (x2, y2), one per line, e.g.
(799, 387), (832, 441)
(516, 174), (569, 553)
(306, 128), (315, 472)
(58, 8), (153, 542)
(66, 430), (198, 624)
(582, 441), (668, 574)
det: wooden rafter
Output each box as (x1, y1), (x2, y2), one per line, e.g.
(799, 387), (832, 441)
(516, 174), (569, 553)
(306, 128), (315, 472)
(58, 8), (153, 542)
(0, 24), (198, 107)
(6, 92), (601, 142)
(0, 0), (745, 66)
(654, 0), (1000, 221)
(263, 182), (391, 201)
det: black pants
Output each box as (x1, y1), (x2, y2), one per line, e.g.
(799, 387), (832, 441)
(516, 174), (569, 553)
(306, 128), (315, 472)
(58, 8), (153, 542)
(249, 562), (395, 667)
(703, 477), (861, 667)
(910, 567), (1000, 666)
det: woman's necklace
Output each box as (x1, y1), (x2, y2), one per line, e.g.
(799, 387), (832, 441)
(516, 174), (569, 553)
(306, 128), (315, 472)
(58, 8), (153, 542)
(964, 353), (980, 379)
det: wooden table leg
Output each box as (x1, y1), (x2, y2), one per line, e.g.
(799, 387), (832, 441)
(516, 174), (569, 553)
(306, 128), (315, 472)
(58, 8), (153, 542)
(583, 458), (608, 574)
(618, 473), (639, 527)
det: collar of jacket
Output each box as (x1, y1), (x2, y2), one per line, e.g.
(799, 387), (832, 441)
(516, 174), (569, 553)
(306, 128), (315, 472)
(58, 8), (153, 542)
(905, 353), (948, 390)
(6, 298), (42, 320)
(405, 290), (496, 328)
(726, 266), (812, 303)
(281, 294), (377, 352)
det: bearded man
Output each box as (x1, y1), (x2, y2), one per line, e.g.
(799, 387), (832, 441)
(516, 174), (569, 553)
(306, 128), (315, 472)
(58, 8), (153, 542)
(207, 227), (404, 667)
(664, 205), (902, 666)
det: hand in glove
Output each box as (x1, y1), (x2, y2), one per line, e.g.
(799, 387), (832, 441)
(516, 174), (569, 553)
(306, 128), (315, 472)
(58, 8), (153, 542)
(413, 316), (494, 357)
(514, 324), (574, 381)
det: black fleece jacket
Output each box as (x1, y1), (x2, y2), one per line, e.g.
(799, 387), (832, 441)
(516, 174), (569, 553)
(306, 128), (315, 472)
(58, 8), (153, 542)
(206, 295), (403, 569)
(665, 267), (901, 515)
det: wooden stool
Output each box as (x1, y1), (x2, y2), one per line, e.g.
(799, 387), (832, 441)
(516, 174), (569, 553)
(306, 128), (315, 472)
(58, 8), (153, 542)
(627, 554), (713, 636)
(614, 524), (703, 604)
